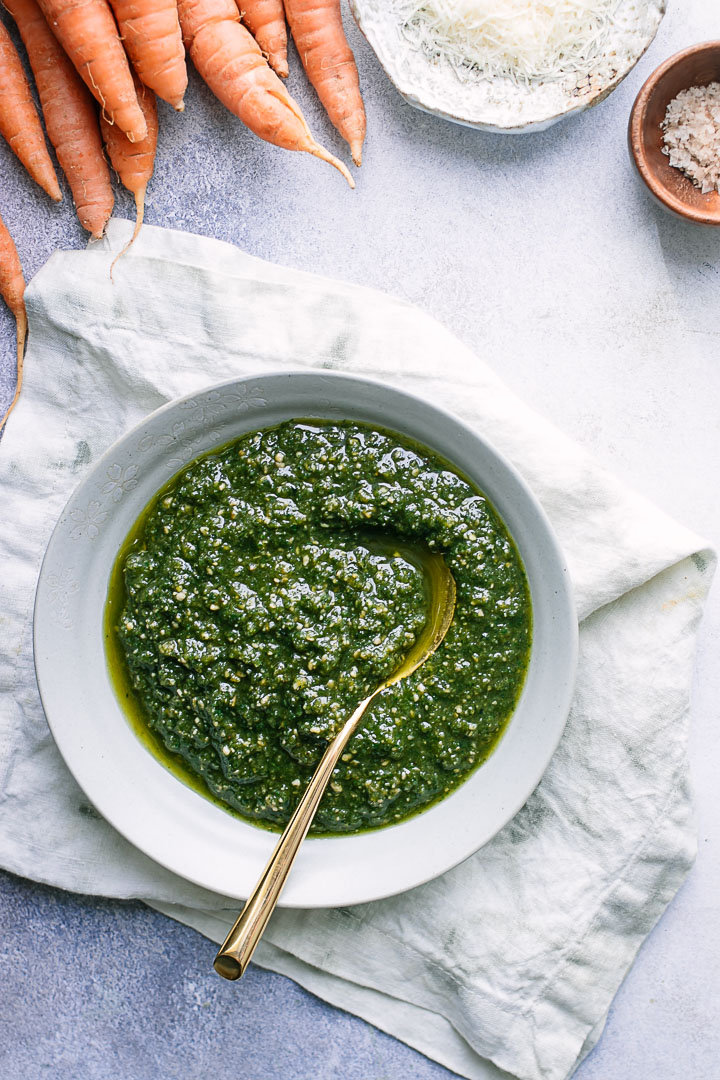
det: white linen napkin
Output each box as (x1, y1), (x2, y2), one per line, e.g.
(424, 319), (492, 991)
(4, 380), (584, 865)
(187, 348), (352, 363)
(0, 220), (713, 1080)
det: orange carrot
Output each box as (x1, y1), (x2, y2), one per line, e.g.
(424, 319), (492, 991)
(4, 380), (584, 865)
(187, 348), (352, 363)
(108, 0), (187, 111)
(0, 20), (61, 198)
(179, 0), (352, 184)
(238, 0), (286, 78)
(101, 73), (157, 273)
(284, 0), (365, 166)
(36, 0), (147, 141)
(5, 0), (114, 237)
(0, 209), (27, 431)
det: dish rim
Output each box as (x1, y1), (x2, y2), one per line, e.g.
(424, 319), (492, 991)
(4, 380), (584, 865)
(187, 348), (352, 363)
(34, 370), (578, 907)
(350, 0), (666, 134)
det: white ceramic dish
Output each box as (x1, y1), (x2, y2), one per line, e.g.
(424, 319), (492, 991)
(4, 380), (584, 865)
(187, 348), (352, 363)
(350, 0), (666, 133)
(34, 371), (577, 907)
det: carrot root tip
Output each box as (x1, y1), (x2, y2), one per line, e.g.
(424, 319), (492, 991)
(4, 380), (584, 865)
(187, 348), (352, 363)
(310, 143), (355, 188)
(109, 188), (146, 283)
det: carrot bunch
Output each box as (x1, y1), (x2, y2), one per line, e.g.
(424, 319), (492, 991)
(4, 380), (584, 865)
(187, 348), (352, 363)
(0, 19), (60, 199)
(0, 0), (367, 424)
(179, 0), (353, 185)
(177, 0), (366, 169)
(0, 0), (367, 230)
(6, 0), (114, 236)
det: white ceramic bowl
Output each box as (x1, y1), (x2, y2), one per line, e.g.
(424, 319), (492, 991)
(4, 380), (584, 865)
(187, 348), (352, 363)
(350, 0), (666, 133)
(34, 372), (577, 907)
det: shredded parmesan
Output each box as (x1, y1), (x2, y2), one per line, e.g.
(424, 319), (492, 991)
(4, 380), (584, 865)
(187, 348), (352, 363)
(400, 0), (621, 84)
(661, 83), (720, 195)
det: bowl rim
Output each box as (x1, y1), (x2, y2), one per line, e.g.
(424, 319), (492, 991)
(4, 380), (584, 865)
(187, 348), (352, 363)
(628, 39), (720, 225)
(34, 370), (578, 907)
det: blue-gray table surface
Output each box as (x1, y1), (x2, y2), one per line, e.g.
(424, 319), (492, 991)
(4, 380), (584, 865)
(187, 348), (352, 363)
(2, 1), (719, 1078)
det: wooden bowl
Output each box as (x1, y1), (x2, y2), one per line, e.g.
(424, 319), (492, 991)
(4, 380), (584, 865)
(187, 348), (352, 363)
(629, 41), (720, 225)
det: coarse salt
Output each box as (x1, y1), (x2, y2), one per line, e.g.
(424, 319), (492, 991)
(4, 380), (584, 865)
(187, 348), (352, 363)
(661, 82), (720, 195)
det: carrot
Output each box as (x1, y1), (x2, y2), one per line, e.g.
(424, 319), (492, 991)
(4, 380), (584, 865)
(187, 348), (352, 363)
(36, 0), (147, 141)
(178, 0), (353, 185)
(0, 20), (61, 198)
(101, 73), (157, 274)
(238, 0), (287, 78)
(108, 0), (187, 111)
(0, 210), (27, 431)
(284, 0), (365, 166)
(5, 0), (114, 238)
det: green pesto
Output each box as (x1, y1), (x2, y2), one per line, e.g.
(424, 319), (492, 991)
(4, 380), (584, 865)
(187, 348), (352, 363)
(106, 421), (532, 834)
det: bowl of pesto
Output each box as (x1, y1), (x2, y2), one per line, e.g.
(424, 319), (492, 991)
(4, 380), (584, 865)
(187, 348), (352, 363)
(34, 371), (577, 907)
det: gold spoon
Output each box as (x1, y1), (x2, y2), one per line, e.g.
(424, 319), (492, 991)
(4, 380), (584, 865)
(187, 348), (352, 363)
(213, 550), (457, 981)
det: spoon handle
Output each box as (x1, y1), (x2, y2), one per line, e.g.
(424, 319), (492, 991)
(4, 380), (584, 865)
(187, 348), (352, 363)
(213, 692), (374, 980)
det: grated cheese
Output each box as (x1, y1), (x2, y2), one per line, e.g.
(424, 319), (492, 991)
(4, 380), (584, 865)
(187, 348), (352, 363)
(400, 0), (622, 84)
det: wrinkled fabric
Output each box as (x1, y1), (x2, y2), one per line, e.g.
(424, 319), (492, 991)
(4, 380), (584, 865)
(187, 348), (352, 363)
(0, 221), (713, 1080)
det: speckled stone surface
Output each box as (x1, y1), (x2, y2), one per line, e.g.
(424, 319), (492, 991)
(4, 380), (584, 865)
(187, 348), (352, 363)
(1, 1), (719, 1078)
